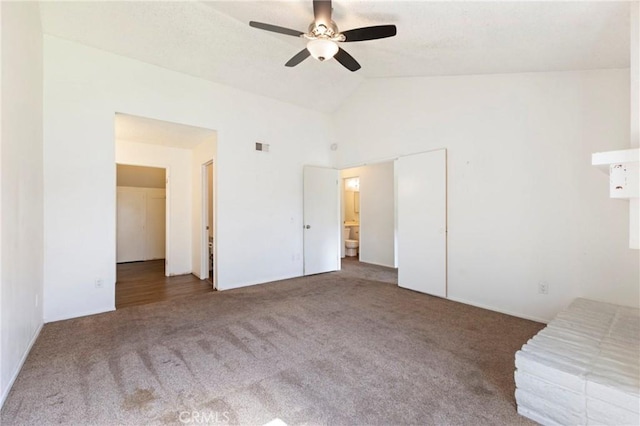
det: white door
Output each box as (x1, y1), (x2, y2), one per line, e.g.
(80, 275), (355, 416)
(303, 166), (340, 275)
(397, 149), (447, 297)
(116, 189), (145, 263)
(145, 191), (166, 260)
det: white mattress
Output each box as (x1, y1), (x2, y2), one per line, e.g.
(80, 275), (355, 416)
(515, 298), (640, 425)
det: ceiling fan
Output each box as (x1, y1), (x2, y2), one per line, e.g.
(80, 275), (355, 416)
(249, 0), (397, 72)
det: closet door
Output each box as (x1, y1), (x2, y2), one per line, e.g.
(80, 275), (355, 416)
(397, 149), (447, 297)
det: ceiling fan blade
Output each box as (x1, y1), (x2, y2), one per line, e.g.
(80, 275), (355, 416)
(249, 21), (304, 37)
(313, 0), (332, 24)
(334, 48), (361, 72)
(341, 25), (397, 42)
(285, 49), (311, 67)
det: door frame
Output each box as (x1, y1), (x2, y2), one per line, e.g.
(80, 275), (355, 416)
(201, 160), (215, 288)
(339, 161), (395, 270)
(115, 162), (171, 277)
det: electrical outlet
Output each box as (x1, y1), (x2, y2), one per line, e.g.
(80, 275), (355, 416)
(95, 279), (104, 289)
(538, 281), (549, 295)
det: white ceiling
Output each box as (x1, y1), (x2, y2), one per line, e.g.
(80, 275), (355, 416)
(115, 113), (216, 149)
(40, 1), (630, 113)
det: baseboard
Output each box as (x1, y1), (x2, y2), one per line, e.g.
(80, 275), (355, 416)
(0, 322), (43, 409)
(218, 273), (303, 291)
(44, 305), (116, 324)
(446, 295), (549, 324)
(357, 259), (397, 269)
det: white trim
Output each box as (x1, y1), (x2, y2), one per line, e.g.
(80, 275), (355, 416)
(446, 295), (549, 324)
(0, 323), (43, 409)
(165, 167), (171, 277)
(200, 161), (213, 280)
(217, 274), (300, 292)
(212, 158), (218, 290)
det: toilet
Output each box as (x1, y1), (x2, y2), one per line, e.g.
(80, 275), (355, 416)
(344, 226), (359, 257)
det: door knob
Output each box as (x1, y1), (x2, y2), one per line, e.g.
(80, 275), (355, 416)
(305, 225), (311, 229)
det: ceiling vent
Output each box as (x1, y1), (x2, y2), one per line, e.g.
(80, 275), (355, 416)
(255, 142), (270, 152)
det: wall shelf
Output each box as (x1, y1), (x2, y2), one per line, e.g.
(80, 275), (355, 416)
(592, 148), (639, 171)
(592, 148), (639, 249)
(592, 148), (639, 199)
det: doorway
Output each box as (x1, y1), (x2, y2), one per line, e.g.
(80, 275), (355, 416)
(342, 176), (361, 261)
(320, 150), (447, 298)
(114, 112), (217, 308)
(340, 162), (395, 268)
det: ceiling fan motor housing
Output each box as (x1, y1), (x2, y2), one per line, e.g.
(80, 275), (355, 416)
(308, 21), (338, 38)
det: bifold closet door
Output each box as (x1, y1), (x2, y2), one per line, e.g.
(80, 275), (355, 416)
(397, 149), (447, 297)
(116, 187), (166, 263)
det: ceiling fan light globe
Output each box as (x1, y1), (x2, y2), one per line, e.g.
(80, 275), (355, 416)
(307, 39), (339, 62)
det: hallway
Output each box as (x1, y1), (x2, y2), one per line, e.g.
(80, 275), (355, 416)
(116, 260), (213, 309)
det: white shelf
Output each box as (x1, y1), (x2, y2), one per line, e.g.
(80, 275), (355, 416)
(592, 148), (640, 172)
(592, 148), (640, 249)
(591, 148), (639, 199)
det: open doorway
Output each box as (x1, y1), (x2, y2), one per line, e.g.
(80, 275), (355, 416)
(340, 162), (395, 268)
(116, 164), (207, 309)
(114, 113), (217, 308)
(343, 176), (361, 261)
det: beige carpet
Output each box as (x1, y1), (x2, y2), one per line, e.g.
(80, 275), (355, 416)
(1, 260), (543, 425)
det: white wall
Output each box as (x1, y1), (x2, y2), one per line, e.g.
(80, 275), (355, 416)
(191, 138), (216, 280)
(360, 162), (395, 268)
(0, 2), (44, 406)
(43, 36), (333, 321)
(341, 162), (395, 267)
(334, 69), (639, 322)
(116, 139), (192, 276)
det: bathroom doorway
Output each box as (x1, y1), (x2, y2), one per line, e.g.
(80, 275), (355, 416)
(341, 162), (396, 268)
(343, 176), (361, 260)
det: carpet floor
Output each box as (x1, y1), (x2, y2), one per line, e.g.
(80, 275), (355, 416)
(1, 261), (543, 425)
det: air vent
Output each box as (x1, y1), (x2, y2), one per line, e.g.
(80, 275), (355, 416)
(255, 142), (270, 152)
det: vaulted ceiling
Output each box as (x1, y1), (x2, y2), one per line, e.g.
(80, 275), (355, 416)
(39, 1), (630, 113)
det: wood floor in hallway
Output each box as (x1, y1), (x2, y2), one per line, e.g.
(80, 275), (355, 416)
(116, 259), (213, 309)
